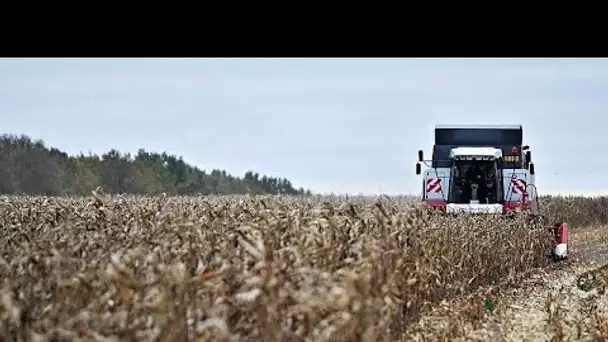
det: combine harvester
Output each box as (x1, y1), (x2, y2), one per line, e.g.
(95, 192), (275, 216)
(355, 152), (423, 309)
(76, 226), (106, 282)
(415, 124), (568, 261)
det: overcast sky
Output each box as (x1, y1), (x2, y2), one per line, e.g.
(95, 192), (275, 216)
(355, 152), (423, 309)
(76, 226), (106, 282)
(0, 58), (606, 195)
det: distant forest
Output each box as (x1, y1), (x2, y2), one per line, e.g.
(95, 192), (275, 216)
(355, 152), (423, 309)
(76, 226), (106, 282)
(0, 134), (311, 196)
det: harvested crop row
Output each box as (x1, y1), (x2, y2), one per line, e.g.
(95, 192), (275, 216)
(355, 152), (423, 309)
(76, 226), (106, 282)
(410, 261), (608, 342)
(0, 193), (566, 342)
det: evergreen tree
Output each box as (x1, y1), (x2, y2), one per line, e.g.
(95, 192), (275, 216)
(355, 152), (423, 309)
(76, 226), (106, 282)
(0, 134), (311, 196)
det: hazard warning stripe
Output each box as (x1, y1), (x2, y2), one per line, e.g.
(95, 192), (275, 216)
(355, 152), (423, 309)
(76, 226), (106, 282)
(511, 178), (527, 194)
(426, 178), (442, 193)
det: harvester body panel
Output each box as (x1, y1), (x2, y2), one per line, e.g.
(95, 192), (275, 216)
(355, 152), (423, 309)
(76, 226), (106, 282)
(420, 125), (534, 213)
(423, 168), (450, 210)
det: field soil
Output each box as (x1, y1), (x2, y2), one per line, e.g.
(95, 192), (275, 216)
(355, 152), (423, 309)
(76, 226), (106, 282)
(406, 225), (608, 342)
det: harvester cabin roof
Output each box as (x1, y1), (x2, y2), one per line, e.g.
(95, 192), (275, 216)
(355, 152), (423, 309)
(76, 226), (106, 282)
(449, 147), (502, 160)
(434, 125), (522, 146)
(434, 124), (522, 130)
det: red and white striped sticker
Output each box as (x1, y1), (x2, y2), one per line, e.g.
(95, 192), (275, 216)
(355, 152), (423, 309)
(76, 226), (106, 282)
(426, 178), (442, 193)
(511, 177), (527, 194)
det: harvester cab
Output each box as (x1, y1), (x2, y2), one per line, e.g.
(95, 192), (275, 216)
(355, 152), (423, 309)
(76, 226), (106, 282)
(415, 124), (567, 261)
(445, 147), (504, 213)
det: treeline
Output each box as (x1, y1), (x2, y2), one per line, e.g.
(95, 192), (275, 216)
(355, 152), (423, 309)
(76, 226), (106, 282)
(0, 134), (311, 196)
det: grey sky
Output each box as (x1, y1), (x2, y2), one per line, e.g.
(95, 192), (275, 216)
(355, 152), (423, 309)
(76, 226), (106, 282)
(0, 58), (606, 195)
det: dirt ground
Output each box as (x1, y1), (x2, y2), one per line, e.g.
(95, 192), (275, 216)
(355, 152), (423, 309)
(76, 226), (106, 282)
(406, 225), (608, 342)
(570, 225), (608, 266)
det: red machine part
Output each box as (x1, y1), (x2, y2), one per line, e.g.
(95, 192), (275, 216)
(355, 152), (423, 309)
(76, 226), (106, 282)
(503, 174), (538, 214)
(425, 199), (446, 211)
(425, 178), (446, 211)
(426, 178), (442, 193)
(511, 177), (527, 194)
(552, 222), (568, 244)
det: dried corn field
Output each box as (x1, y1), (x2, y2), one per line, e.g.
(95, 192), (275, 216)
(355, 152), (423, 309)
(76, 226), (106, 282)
(0, 194), (607, 341)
